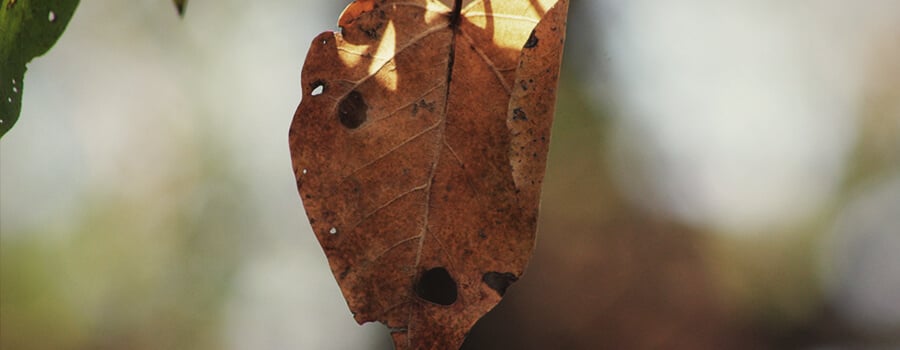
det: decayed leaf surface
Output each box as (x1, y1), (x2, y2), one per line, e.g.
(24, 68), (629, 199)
(289, 0), (568, 348)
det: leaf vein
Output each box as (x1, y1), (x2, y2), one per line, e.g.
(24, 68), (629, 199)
(458, 30), (513, 94)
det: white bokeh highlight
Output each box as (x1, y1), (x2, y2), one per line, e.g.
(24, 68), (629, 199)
(591, 0), (899, 234)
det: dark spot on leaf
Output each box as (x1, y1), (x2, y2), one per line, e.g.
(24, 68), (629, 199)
(524, 30), (539, 48)
(513, 108), (527, 121)
(482, 272), (518, 296)
(415, 267), (458, 305)
(364, 27), (380, 39)
(337, 91), (368, 129)
(478, 230), (487, 239)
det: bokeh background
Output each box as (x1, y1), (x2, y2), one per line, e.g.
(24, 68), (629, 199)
(2, 0), (898, 349)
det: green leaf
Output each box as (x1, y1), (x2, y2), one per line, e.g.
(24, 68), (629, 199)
(173, 0), (186, 17)
(1, 0), (79, 139)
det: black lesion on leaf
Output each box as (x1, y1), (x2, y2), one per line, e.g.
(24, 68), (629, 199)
(512, 108), (528, 121)
(415, 267), (458, 305)
(337, 90), (368, 129)
(411, 100), (435, 117)
(482, 271), (518, 296)
(524, 30), (539, 48)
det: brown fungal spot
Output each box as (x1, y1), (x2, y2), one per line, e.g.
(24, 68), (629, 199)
(364, 27), (380, 39)
(482, 272), (518, 296)
(415, 267), (458, 305)
(337, 91), (368, 129)
(412, 100), (434, 116)
(513, 108), (528, 121)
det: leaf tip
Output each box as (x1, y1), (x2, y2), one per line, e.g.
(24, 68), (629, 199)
(173, 0), (187, 17)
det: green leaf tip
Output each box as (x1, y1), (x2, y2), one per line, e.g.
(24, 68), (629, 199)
(1, 0), (80, 139)
(173, 0), (186, 17)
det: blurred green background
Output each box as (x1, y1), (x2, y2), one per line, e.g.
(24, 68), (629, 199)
(1, 0), (898, 349)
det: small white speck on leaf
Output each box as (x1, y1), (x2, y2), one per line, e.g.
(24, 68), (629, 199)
(329, 227), (338, 235)
(48, 11), (56, 22)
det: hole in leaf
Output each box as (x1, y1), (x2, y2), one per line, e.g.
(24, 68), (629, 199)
(310, 80), (325, 96)
(482, 271), (518, 296)
(415, 267), (457, 305)
(329, 227), (338, 235)
(337, 90), (368, 129)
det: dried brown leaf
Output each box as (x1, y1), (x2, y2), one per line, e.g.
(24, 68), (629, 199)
(289, 0), (568, 348)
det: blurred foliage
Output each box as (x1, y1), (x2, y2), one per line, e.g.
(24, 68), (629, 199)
(1, 135), (251, 349)
(461, 66), (745, 349)
(0, 0), (79, 138)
